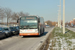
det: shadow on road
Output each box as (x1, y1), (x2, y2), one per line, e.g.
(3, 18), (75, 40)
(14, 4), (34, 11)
(0, 31), (49, 40)
(40, 32), (48, 37)
(23, 31), (48, 38)
(65, 30), (70, 33)
(0, 34), (19, 40)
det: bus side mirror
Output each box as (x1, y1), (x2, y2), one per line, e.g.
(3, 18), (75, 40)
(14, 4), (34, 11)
(17, 19), (19, 23)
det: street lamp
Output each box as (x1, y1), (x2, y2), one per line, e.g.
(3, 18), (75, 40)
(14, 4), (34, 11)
(58, 10), (60, 27)
(60, 0), (61, 28)
(58, 0), (61, 28)
(63, 0), (65, 34)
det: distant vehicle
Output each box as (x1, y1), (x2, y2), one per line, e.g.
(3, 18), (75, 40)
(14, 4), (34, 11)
(18, 16), (45, 37)
(2, 27), (11, 37)
(0, 27), (6, 39)
(45, 25), (50, 28)
(10, 26), (19, 35)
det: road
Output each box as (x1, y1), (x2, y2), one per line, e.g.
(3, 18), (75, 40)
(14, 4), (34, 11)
(67, 27), (75, 32)
(0, 27), (53, 50)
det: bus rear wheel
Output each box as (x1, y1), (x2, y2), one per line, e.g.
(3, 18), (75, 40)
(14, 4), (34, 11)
(38, 30), (41, 37)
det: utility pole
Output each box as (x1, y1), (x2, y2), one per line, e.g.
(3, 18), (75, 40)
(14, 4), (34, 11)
(58, 10), (60, 27)
(63, 0), (65, 34)
(60, 0), (61, 28)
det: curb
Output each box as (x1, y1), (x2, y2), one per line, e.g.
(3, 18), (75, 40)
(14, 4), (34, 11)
(35, 27), (54, 50)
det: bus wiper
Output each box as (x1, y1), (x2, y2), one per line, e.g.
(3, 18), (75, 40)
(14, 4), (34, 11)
(29, 27), (37, 29)
(31, 25), (36, 26)
(20, 25), (30, 29)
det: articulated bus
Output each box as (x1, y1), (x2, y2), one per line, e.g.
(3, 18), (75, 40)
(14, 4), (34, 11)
(19, 16), (45, 37)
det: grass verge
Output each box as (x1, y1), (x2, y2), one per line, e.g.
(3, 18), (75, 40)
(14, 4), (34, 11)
(40, 27), (75, 50)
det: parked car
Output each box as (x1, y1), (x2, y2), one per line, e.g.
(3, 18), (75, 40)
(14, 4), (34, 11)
(0, 27), (6, 39)
(2, 27), (11, 37)
(15, 26), (19, 34)
(15, 26), (19, 30)
(45, 25), (50, 28)
(10, 26), (19, 35)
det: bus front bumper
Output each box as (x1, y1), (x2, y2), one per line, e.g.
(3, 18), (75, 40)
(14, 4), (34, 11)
(19, 33), (39, 36)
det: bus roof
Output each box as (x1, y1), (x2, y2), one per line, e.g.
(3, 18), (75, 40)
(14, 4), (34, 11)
(20, 15), (40, 18)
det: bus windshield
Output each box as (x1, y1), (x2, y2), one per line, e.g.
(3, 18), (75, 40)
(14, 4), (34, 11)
(20, 20), (38, 29)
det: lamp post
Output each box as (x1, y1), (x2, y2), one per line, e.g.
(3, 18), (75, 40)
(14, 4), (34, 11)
(60, 0), (61, 28)
(63, 0), (65, 34)
(58, 0), (61, 28)
(58, 10), (60, 27)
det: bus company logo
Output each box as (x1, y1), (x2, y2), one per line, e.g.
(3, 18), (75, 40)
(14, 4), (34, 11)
(27, 30), (32, 31)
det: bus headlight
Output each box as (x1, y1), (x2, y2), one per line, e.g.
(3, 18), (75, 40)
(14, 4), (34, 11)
(20, 30), (22, 33)
(35, 29), (38, 32)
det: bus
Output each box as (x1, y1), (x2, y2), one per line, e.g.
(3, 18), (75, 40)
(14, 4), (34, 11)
(19, 16), (45, 37)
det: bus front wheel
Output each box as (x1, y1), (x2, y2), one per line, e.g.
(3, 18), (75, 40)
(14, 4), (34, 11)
(43, 28), (44, 33)
(20, 36), (24, 38)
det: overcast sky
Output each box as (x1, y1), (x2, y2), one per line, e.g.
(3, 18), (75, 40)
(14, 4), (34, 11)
(0, 0), (75, 22)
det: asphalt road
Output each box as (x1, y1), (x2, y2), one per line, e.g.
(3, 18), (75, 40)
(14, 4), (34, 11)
(67, 27), (75, 32)
(0, 27), (53, 50)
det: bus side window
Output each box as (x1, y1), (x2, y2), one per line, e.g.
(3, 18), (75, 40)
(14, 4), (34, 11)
(17, 19), (19, 23)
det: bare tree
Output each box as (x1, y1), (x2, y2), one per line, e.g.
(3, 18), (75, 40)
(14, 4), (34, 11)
(65, 22), (69, 26)
(0, 7), (29, 25)
(4, 8), (12, 25)
(68, 22), (71, 26)
(45, 20), (52, 26)
(18, 11), (25, 17)
(24, 12), (29, 16)
(18, 11), (29, 17)
(11, 11), (29, 24)
(11, 12), (19, 20)
(0, 7), (5, 23)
